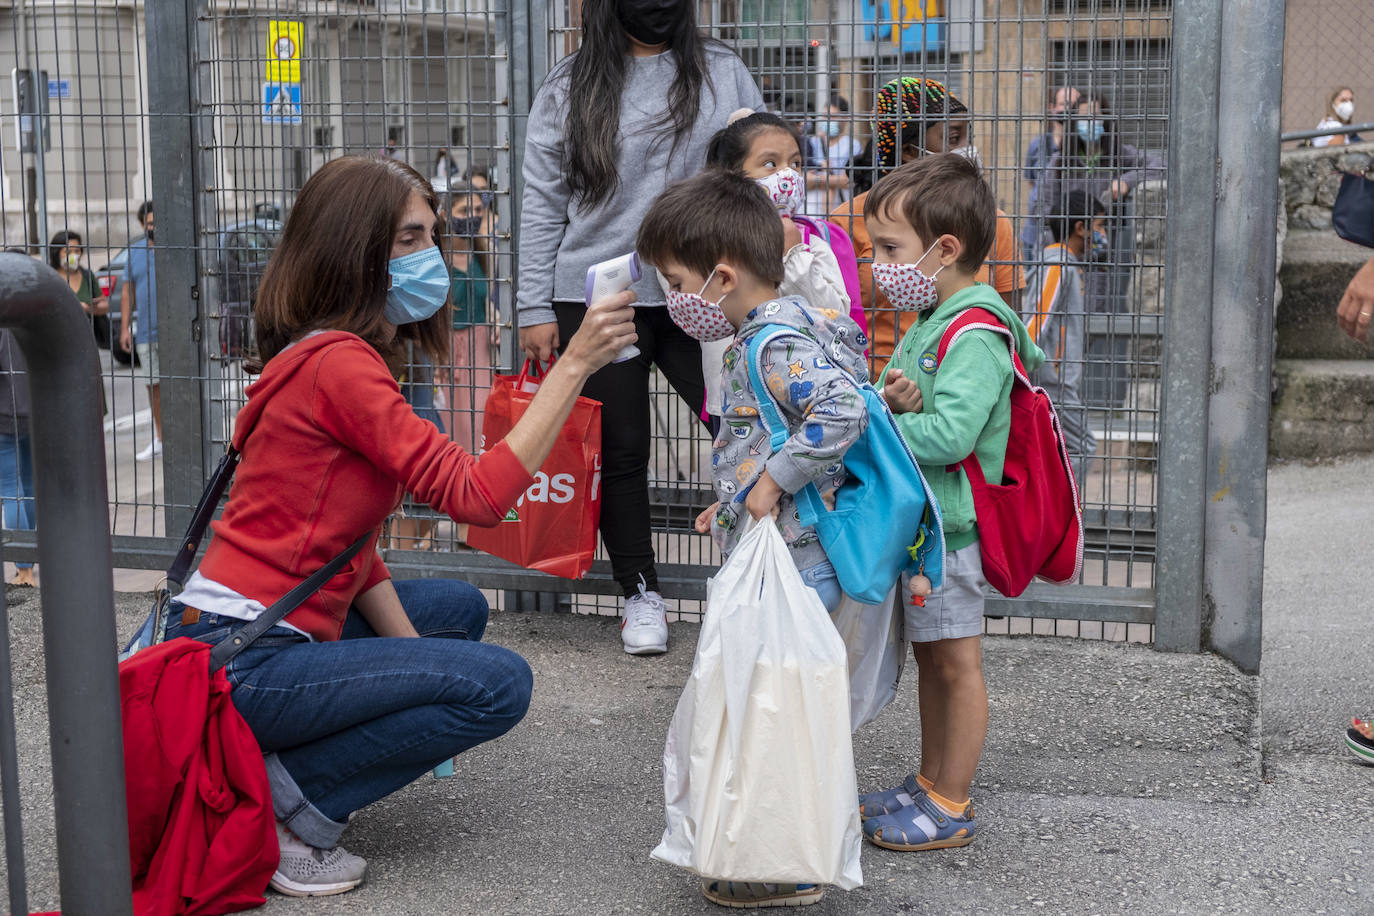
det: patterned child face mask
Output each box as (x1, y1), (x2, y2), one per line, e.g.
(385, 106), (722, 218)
(755, 167), (805, 218)
(666, 268), (736, 341)
(871, 240), (945, 312)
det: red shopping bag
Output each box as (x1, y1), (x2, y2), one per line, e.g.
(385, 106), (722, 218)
(467, 359), (602, 579)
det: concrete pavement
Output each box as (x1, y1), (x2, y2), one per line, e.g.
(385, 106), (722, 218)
(2, 455), (1373, 914)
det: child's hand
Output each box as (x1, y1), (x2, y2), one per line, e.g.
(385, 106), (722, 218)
(882, 370), (922, 414)
(781, 216), (804, 252)
(694, 501), (719, 534)
(745, 471), (784, 521)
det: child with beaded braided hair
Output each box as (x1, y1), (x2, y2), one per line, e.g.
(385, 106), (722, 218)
(830, 77), (1024, 375)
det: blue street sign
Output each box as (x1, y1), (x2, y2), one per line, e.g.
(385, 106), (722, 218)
(48, 79), (70, 99)
(262, 82), (302, 125)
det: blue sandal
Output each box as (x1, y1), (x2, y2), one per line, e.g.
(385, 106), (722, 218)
(863, 791), (976, 851)
(858, 773), (926, 821)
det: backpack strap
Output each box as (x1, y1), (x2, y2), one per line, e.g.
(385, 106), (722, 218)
(933, 307), (1028, 480)
(934, 307), (1029, 380)
(744, 324), (805, 453)
(790, 214), (832, 248)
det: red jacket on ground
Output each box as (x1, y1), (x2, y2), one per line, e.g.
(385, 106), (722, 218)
(122, 638), (277, 915)
(196, 331), (533, 641)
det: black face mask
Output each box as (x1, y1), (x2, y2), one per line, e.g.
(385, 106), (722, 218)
(145, 228), (155, 243)
(449, 216), (483, 238)
(615, 0), (684, 45)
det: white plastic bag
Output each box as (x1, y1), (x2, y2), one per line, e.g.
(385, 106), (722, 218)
(831, 586), (906, 731)
(652, 521), (863, 890)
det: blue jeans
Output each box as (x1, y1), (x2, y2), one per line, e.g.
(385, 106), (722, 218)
(0, 432), (35, 570)
(799, 560), (842, 614)
(164, 578), (532, 848)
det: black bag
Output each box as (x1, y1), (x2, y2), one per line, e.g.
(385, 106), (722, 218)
(1333, 171), (1374, 249)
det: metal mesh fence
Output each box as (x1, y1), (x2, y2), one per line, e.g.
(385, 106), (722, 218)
(1281, 0), (1374, 144)
(1, 0), (1174, 641)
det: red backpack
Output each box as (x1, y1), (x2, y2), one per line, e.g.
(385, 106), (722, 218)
(936, 308), (1083, 597)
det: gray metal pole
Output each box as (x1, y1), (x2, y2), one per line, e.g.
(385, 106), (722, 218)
(146, 0), (207, 535)
(0, 590), (30, 916)
(0, 253), (133, 915)
(1201, 0), (1285, 674)
(1154, 0), (1222, 655)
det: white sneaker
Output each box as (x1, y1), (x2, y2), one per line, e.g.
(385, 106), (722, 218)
(621, 578), (669, 655)
(135, 437), (162, 462)
(270, 821), (367, 897)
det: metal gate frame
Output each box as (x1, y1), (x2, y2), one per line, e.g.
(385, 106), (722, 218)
(0, 0), (1283, 674)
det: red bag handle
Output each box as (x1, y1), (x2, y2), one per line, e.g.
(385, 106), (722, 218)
(933, 307), (1025, 476)
(517, 356), (555, 390)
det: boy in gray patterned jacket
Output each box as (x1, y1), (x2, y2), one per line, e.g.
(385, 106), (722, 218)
(638, 168), (869, 618)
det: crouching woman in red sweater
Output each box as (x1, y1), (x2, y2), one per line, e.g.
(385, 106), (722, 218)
(160, 156), (637, 897)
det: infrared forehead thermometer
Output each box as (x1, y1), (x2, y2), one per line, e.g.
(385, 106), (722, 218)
(586, 252), (641, 364)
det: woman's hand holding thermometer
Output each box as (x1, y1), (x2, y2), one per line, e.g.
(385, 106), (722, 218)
(586, 253), (642, 363)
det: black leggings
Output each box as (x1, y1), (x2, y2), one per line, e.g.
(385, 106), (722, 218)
(555, 302), (713, 598)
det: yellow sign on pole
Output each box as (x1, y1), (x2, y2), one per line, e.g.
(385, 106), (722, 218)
(266, 21), (302, 84)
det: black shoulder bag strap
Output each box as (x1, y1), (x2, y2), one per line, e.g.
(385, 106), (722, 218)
(207, 531), (369, 673)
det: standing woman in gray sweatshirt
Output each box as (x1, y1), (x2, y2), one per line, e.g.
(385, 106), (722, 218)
(516, 0), (762, 655)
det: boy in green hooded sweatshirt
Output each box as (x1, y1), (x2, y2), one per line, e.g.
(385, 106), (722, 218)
(857, 154), (1044, 852)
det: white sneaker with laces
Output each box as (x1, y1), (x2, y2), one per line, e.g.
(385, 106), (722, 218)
(135, 437), (162, 462)
(270, 821), (367, 897)
(621, 578), (669, 655)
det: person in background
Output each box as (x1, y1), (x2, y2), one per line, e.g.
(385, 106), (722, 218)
(1033, 93), (1164, 407)
(119, 201), (162, 461)
(0, 329), (34, 588)
(1021, 189), (1105, 485)
(442, 185), (496, 461)
(804, 94), (861, 216)
(433, 148), (459, 185)
(1313, 87), (1362, 148)
(49, 230), (108, 416)
(463, 162), (490, 191)
(388, 338), (445, 550)
(1021, 86), (1082, 260)
(516, 0), (763, 655)
(49, 230), (108, 324)
(830, 77), (1024, 375)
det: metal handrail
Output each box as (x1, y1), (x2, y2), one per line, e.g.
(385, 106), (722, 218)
(0, 252), (132, 915)
(1280, 121), (1374, 143)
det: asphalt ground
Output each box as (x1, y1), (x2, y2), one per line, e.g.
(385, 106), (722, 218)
(2, 454), (1372, 914)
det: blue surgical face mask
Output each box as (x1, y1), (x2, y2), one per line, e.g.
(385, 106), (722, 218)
(385, 246), (449, 324)
(1076, 119), (1105, 144)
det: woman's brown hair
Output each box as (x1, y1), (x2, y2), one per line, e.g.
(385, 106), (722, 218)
(249, 155), (451, 374)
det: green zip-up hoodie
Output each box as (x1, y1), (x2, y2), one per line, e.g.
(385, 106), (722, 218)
(877, 283), (1044, 551)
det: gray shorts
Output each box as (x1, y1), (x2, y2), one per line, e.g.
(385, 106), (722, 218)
(134, 342), (161, 381)
(903, 540), (986, 643)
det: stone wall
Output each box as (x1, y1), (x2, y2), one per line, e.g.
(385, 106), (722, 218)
(1280, 143), (1374, 230)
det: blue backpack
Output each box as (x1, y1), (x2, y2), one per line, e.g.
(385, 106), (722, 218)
(745, 324), (944, 603)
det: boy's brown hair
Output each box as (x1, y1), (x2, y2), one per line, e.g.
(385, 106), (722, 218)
(636, 168), (785, 287)
(864, 153), (997, 274)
